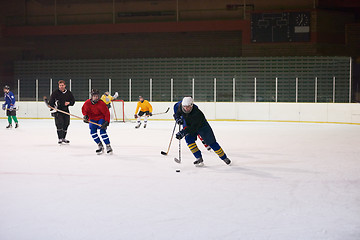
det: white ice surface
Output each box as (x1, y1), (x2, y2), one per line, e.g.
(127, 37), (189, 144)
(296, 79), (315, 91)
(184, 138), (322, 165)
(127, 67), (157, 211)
(0, 119), (360, 240)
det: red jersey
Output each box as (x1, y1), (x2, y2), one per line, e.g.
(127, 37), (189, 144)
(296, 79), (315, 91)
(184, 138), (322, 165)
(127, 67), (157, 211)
(82, 99), (110, 122)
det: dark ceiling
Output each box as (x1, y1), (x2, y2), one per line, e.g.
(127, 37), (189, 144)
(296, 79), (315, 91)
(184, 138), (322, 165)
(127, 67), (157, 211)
(33, 0), (172, 5)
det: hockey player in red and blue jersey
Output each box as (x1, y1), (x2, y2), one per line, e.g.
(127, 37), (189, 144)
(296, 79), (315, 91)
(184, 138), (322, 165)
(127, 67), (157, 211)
(2, 85), (19, 129)
(173, 97), (231, 167)
(82, 89), (112, 155)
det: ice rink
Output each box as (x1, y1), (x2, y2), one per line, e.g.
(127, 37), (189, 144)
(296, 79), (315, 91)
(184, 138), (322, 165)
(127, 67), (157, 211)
(1, 119), (360, 240)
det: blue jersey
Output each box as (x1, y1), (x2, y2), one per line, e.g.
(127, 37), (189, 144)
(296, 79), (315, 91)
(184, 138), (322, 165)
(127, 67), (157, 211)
(4, 91), (16, 108)
(173, 101), (182, 119)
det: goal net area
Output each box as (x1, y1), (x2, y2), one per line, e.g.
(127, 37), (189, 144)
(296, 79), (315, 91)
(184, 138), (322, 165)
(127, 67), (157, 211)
(110, 100), (126, 122)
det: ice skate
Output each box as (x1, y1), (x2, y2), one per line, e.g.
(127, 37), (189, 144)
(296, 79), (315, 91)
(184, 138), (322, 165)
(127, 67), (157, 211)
(223, 157), (231, 165)
(62, 139), (70, 144)
(6, 124), (12, 129)
(193, 157), (204, 167)
(135, 122), (141, 129)
(15, 123), (19, 128)
(96, 142), (104, 155)
(106, 144), (113, 154)
(143, 123), (147, 128)
(58, 139), (63, 145)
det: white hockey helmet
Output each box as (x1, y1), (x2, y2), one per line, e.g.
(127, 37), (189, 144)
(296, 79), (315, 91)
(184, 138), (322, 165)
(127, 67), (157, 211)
(182, 97), (193, 113)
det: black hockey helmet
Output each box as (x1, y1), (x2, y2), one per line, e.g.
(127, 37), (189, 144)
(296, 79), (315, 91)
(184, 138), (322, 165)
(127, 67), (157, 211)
(90, 89), (100, 104)
(91, 89), (99, 96)
(3, 85), (10, 90)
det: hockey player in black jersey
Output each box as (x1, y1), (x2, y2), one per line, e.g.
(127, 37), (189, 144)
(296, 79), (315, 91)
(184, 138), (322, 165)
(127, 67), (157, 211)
(173, 97), (231, 167)
(49, 80), (75, 144)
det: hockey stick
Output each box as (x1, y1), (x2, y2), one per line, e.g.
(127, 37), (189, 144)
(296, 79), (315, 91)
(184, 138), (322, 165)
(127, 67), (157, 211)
(4, 107), (19, 111)
(43, 96), (103, 127)
(152, 107), (170, 116)
(161, 121), (177, 156)
(174, 124), (182, 163)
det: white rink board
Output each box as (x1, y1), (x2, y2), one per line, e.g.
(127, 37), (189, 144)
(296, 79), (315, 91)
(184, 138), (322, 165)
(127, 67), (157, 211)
(6, 101), (360, 124)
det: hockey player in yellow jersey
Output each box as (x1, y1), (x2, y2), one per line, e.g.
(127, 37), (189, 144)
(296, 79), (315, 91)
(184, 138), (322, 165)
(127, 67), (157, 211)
(134, 96), (152, 128)
(101, 91), (118, 108)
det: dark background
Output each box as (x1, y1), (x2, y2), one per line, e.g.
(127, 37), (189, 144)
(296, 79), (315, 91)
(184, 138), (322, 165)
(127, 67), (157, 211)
(1, 0), (360, 101)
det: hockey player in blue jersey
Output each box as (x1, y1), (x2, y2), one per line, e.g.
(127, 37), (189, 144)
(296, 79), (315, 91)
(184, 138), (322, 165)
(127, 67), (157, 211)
(173, 97), (231, 167)
(2, 85), (18, 129)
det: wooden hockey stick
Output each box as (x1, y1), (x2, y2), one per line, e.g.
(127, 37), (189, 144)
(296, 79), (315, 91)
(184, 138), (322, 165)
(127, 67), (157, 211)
(174, 124), (182, 163)
(161, 121), (177, 156)
(4, 107), (19, 111)
(43, 96), (103, 127)
(152, 107), (170, 116)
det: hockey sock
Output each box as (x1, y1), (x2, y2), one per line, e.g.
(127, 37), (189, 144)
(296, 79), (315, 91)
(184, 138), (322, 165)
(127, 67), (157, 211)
(8, 116), (12, 124)
(100, 129), (110, 145)
(63, 130), (67, 139)
(57, 129), (62, 139)
(91, 130), (101, 144)
(144, 116), (148, 124)
(210, 142), (227, 160)
(137, 117), (141, 123)
(188, 142), (202, 159)
(198, 134), (210, 148)
(12, 116), (18, 123)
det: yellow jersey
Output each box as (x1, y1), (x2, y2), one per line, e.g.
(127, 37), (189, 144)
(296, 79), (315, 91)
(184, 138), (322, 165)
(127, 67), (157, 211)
(101, 94), (114, 105)
(135, 100), (153, 114)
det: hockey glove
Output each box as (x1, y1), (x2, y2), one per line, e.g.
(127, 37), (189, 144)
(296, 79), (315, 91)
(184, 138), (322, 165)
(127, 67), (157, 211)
(2, 104), (5, 110)
(83, 115), (89, 123)
(101, 121), (109, 130)
(176, 129), (188, 140)
(50, 108), (57, 117)
(175, 117), (183, 125)
(149, 112), (152, 116)
(134, 114), (138, 119)
(9, 105), (15, 111)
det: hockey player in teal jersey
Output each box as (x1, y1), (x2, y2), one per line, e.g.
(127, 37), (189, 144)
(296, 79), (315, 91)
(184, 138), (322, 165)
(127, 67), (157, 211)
(2, 85), (18, 129)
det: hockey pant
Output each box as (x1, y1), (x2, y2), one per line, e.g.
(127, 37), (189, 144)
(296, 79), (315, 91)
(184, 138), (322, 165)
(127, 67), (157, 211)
(184, 121), (227, 160)
(137, 111), (149, 124)
(55, 113), (70, 139)
(89, 119), (110, 145)
(6, 110), (18, 124)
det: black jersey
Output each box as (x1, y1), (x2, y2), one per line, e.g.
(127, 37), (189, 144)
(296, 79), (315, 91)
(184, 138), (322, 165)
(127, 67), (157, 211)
(49, 89), (75, 113)
(174, 102), (206, 135)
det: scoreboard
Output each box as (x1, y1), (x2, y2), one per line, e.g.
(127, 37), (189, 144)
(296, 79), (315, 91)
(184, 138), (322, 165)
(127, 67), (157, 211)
(251, 12), (311, 43)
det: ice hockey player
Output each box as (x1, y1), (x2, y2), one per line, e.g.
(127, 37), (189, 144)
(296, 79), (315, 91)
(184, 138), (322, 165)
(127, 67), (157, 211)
(100, 91), (118, 108)
(49, 80), (75, 144)
(82, 89), (112, 155)
(134, 96), (152, 128)
(173, 97), (231, 167)
(2, 85), (19, 129)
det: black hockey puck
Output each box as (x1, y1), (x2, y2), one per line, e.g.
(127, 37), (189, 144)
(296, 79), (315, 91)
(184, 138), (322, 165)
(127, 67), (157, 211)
(176, 169), (180, 173)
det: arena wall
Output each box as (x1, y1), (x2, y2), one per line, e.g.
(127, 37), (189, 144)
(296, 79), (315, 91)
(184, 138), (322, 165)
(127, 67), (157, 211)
(4, 102), (360, 125)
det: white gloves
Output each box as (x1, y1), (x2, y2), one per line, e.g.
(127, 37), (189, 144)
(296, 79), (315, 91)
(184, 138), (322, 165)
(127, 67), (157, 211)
(113, 92), (119, 99)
